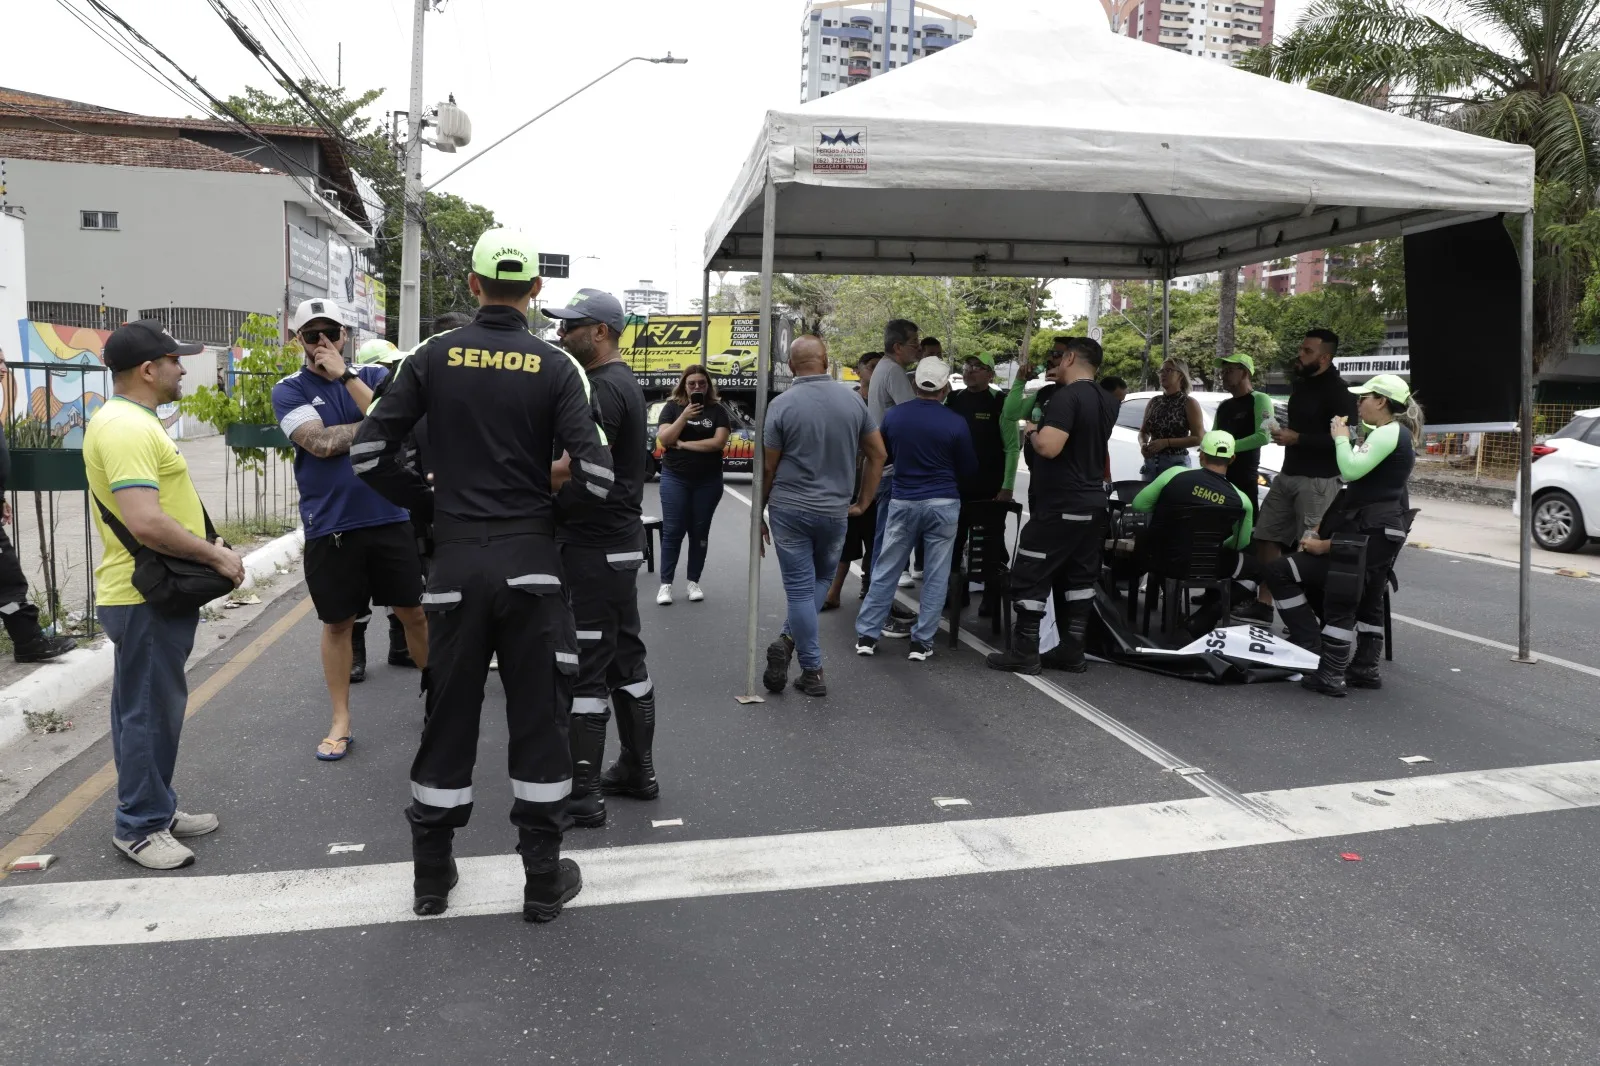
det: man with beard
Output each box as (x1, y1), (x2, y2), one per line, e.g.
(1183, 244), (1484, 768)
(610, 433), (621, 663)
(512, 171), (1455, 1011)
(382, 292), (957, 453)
(543, 289), (656, 828)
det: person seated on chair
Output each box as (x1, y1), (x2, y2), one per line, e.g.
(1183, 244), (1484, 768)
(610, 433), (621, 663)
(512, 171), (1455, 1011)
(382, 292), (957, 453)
(1129, 430), (1255, 634)
(1261, 374), (1421, 698)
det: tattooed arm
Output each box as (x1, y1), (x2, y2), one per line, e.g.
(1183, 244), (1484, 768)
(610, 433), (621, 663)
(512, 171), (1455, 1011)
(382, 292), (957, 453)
(289, 421), (359, 459)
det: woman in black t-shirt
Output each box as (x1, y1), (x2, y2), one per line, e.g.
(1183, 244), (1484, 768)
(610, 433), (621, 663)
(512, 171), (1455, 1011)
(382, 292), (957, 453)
(654, 365), (731, 605)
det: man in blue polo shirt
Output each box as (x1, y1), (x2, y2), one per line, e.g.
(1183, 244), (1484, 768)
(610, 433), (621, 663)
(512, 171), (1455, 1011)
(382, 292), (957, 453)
(272, 298), (428, 762)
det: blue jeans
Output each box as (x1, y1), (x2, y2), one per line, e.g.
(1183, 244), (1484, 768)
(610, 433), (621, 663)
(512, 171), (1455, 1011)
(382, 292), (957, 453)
(1140, 451), (1191, 481)
(100, 603), (199, 842)
(659, 469), (723, 582)
(857, 498), (961, 645)
(867, 474), (894, 578)
(769, 504), (847, 672)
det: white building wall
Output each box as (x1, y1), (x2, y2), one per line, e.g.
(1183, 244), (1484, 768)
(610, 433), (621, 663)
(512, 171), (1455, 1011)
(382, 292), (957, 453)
(3, 159), (296, 319)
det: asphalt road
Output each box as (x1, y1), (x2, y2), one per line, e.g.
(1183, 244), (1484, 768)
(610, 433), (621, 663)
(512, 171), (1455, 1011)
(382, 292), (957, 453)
(0, 481), (1597, 1065)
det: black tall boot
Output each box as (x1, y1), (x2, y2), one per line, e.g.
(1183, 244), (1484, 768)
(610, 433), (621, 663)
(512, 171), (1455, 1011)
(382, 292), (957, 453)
(601, 687), (659, 799)
(387, 612), (415, 668)
(1303, 632), (1353, 698)
(986, 608), (1042, 674)
(567, 714), (609, 829)
(1347, 631), (1383, 690)
(1040, 600), (1091, 673)
(519, 830), (582, 923)
(410, 824), (457, 916)
(1275, 597), (1323, 656)
(349, 620), (367, 684)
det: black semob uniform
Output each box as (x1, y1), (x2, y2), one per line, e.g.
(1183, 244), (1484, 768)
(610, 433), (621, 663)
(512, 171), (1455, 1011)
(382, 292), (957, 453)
(555, 357), (656, 828)
(354, 303), (616, 920)
(989, 378), (1118, 674)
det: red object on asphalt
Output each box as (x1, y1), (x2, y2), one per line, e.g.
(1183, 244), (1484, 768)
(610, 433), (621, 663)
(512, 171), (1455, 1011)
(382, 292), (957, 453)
(1339, 853), (1362, 861)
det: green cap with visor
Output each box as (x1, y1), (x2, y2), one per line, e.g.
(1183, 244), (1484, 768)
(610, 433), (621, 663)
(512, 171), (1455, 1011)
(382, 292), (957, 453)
(1217, 353), (1256, 376)
(1349, 373), (1411, 405)
(471, 228), (539, 282)
(964, 352), (995, 369)
(1200, 429), (1237, 459)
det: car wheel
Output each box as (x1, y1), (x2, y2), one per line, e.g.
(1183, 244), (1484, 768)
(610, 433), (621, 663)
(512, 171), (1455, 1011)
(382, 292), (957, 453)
(1532, 490), (1586, 552)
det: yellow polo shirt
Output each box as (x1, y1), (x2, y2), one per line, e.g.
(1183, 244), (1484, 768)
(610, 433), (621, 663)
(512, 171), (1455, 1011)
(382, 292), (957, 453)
(84, 397), (207, 606)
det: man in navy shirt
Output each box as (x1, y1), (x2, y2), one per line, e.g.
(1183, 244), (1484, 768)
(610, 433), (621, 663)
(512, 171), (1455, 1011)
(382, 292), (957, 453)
(854, 356), (977, 661)
(273, 299), (428, 762)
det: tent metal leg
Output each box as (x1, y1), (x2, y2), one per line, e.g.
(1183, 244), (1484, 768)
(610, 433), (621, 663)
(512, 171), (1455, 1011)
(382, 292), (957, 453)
(1516, 209), (1535, 663)
(1161, 277), (1170, 359)
(700, 270), (710, 364)
(740, 169), (778, 701)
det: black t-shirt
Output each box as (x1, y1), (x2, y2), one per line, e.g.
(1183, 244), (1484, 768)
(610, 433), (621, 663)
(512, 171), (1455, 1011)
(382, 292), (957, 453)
(1213, 391), (1264, 500)
(659, 399), (730, 481)
(555, 360), (646, 547)
(1031, 378), (1118, 513)
(1022, 382), (1061, 472)
(945, 385), (1005, 497)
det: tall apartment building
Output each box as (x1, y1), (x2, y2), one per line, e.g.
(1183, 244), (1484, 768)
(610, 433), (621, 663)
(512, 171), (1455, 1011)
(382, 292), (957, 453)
(800, 1), (977, 103)
(1110, 0), (1275, 67)
(624, 280), (669, 316)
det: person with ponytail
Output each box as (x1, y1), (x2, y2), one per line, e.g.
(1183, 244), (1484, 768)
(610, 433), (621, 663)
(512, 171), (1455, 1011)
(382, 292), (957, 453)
(1261, 375), (1420, 697)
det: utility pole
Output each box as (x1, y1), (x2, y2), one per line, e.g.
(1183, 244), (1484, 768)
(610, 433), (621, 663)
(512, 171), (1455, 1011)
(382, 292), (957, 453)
(398, 0), (432, 350)
(1087, 278), (1101, 333)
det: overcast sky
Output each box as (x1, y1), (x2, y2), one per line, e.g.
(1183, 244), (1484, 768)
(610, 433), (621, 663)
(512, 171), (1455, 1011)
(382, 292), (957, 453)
(6, 0), (1314, 322)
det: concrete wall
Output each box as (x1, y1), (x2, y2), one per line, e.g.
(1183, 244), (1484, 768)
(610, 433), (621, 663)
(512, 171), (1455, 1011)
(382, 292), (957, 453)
(4, 159), (292, 321)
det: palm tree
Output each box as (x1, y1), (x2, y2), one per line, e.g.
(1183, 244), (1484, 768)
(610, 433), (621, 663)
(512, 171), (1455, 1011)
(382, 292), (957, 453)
(1243, 0), (1600, 365)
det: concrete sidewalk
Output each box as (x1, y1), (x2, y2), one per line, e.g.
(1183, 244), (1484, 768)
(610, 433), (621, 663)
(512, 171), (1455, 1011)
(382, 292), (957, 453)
(1409, 493), (1599, 571)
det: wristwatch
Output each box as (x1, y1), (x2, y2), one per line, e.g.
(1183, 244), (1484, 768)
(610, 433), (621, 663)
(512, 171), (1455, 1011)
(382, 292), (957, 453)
(338, 367), (358, 384)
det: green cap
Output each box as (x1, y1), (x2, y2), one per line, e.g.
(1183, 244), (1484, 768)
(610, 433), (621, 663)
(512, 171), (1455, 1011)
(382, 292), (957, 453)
(1217, 353), (1255, 375)
(963, 352), (995, 369)
(1200, 429), (1237, 459)
(356, 339), (399, 365)
(470, 228), (539, 281)
(1349, 373), (1411, 404)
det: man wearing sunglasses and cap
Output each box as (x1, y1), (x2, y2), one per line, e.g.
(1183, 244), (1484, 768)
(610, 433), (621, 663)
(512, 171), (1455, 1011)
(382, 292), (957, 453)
(355, 229), (617, 923)
(273, 299), (430, 763)
(542, 288), (657, 830)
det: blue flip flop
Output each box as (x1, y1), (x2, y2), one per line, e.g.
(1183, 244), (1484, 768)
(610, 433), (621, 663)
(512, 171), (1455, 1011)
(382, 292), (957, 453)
(316, 736), (353, 761)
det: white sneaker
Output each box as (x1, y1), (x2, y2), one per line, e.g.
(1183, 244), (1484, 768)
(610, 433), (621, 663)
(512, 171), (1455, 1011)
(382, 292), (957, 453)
(169, 811), (219, 838)
(898, 571), (916, 588)
(909, 566), (924, 579)
(656, 584), (673, 605)
(687, 581), (704, 602)
(114, 829), (195, 870)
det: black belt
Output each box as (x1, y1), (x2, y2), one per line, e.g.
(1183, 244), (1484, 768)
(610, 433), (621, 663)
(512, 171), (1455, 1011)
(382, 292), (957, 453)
(433, 517), (553, 543)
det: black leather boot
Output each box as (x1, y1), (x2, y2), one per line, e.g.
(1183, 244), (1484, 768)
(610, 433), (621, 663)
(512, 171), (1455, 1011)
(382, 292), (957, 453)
(519, 833), (582, 923)
(387, 612), (415, 667)
(986, 609), (1042, 674)
(1275, 598), (1323, 656)
(1347, 632), (1383, 690)
(1039, 600), (1091, 673)
(410, 824), (457, 916)
(349, 621), (367, 684)
(601, 687), (659, 799)
(1302, 633), (1353, 698)
(567, 714), (609, 829)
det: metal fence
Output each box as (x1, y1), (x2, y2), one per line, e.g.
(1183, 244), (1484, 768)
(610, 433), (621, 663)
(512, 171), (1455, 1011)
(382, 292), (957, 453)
(217, 370), (300, 541)
(1416, 404), (1589, 481)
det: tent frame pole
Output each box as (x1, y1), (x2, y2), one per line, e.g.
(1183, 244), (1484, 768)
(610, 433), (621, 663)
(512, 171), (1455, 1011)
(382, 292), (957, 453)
(741, 168), (778, 701)
(1160, 275), (1171, 364)
(701, 269), (711, 364)
(1516, 209), (1535, 663)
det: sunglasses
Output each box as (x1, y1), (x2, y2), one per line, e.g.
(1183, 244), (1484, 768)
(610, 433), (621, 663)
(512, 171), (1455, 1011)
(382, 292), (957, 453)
(300, 327), (342, 345)
(558, 317), (600, 334)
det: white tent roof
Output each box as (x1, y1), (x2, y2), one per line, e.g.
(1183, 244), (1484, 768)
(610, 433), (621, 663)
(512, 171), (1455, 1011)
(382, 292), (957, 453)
(704, 0), (1534, 280)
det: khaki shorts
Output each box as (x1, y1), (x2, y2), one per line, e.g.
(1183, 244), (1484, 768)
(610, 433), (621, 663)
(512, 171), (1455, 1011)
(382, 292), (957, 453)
(1256, 474), (1342, 547)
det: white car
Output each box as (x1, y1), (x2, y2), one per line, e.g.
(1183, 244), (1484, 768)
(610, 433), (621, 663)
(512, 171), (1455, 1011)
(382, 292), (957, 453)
(1512, 407), (1600, 552)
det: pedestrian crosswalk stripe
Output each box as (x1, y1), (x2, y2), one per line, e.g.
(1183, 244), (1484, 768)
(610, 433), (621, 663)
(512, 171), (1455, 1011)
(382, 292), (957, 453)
(3, 760), (1599, 952)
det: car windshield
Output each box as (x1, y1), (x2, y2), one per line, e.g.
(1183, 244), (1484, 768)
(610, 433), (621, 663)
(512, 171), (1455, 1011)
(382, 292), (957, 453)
(1552, 414), (1598, 443)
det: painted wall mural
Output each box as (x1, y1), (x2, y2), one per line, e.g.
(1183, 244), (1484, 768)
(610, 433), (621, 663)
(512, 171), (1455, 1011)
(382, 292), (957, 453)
(12, 321), (112, 447)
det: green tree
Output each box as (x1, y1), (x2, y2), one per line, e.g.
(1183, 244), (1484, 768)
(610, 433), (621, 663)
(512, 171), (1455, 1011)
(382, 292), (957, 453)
(177, 313), (300, 475)
(1243, 0), (1600, 367)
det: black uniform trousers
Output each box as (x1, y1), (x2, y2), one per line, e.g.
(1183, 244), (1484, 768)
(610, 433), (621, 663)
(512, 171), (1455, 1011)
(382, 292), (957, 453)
(0, 527), (45, 643)
(407, 527), (578, 858)
(1009, 507), (1108, 614)
(561, 538), (650, 721)
(1263, 510), (1404, 644)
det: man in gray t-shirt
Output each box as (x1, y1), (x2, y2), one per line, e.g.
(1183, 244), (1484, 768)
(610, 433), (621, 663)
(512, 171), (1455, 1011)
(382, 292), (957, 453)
(760, 336), (886, 698)
(865, 318), (921, 583)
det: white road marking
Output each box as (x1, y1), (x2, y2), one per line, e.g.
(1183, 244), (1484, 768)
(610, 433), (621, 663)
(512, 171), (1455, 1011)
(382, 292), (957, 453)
(1399, 755), (1432, 765)
(652, 818), (684, 828)
(723, 486), (753, 507)
(1391, 613), (1600, 680)
(327, 844), (365, 855)
(4, 760), (1599, 952)
(932, 797), (971, 808)
(1410, 544), (1599, 582)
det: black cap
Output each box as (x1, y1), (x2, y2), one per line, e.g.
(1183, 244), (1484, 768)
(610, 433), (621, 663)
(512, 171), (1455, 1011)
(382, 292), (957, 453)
(104, 319), (204, 371)
(542, 288), (627, 337)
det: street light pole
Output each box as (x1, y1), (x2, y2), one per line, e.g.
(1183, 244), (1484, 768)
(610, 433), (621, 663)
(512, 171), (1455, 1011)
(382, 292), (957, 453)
(398, 0), (432, 350)
(425, 54), (688, 192)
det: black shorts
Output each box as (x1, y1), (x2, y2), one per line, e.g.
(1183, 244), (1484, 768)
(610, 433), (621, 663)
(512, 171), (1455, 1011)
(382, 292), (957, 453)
(304, 522), (424, 623)
(842, 497), (878, 564)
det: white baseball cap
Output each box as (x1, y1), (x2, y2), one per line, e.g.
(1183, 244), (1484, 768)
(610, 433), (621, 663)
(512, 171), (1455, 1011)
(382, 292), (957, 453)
(288, 298), (349, 332)
(913, 355), (951, 390)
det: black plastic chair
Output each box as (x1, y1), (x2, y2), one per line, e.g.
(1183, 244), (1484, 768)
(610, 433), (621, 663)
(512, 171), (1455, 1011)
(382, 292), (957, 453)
(946, 499), (1026, 648)
(641, 515), (663, 573)
(1382, 506), (1421, 661)
(1137, 505), (1244, 641)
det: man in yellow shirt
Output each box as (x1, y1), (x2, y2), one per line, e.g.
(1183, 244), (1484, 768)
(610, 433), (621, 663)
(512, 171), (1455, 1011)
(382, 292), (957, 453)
(85, 319), (244, 870)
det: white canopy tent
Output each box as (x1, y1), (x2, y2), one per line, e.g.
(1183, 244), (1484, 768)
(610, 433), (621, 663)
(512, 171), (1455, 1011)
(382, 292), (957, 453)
(701, 0), (1538, 696)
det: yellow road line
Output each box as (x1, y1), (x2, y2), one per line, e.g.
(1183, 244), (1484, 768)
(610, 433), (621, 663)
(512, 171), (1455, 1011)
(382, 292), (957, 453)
(0, 597), (314, 880)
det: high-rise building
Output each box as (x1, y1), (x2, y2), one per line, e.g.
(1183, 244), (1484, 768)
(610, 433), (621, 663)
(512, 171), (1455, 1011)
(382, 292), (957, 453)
(624, 280), (669, 316)
(800, 1), (977, 103)
(1109, 0), (1275, 67)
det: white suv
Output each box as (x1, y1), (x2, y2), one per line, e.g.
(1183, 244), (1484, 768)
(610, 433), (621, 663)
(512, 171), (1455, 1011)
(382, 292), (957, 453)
(1514, 407), (1600, 552)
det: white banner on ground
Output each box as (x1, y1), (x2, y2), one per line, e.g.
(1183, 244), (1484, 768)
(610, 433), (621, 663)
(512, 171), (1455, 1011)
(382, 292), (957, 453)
(1135, 625), (1320, 670)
